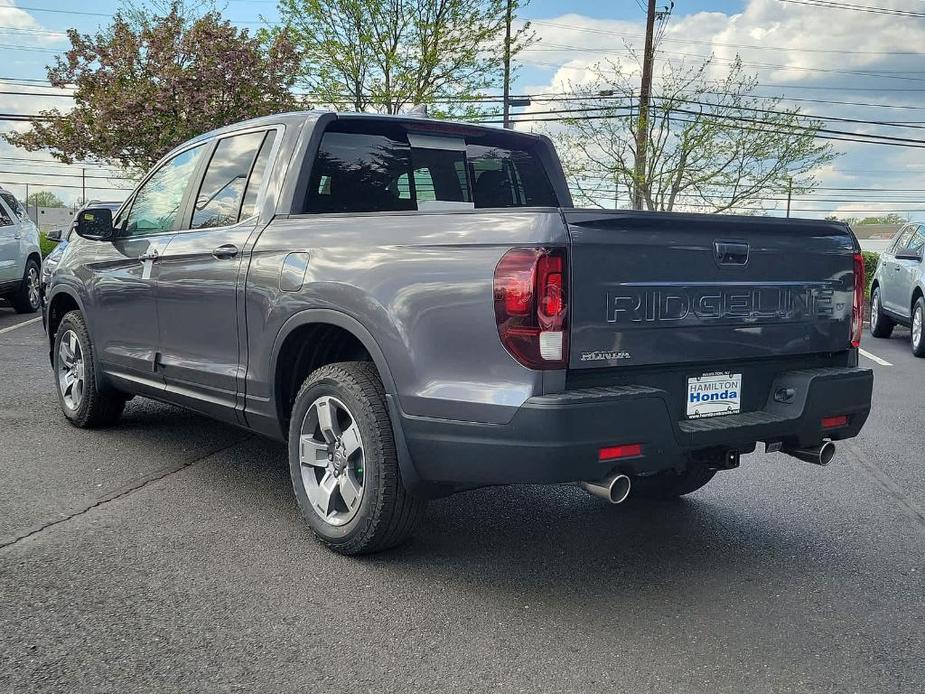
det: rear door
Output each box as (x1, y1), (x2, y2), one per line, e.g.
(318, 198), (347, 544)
(154, 127), (278, 422)
(564, 211), (857, 370)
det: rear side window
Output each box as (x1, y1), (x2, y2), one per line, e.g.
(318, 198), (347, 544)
(467, 144), (557, 208)
(306, 131), (415, 214)
(192, 130), (268, 229)
(240, 131), (277, 220)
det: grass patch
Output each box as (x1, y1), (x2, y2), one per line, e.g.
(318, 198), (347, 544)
(39, 233), (59, 258)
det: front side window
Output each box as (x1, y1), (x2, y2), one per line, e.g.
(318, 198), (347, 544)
(906, 226), (925, 257)
(891, 226), (914, 255)
(192, 131), (268, 229)
(306, 131), (415, 214)
(0, 192), (25, 220)
(466, 144), (557, 209)
(124, 144), (206, 236)
(0, 204), (11, 226)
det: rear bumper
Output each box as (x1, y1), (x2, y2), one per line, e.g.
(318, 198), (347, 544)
(399, 366), (873, 491)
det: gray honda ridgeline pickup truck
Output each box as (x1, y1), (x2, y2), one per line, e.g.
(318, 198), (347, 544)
(45, 111), (873, 554)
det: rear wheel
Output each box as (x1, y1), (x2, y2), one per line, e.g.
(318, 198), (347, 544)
(912, 297), (925, 358)
(869, 287), (894, 338)
(288, 361), (426, 555)
(12, 258), (40, 314)
(53, 311), (126, 427)
(633, 465), (716, 500)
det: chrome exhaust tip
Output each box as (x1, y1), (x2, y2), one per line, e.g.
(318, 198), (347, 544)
(580, 473), (632, 504)
(783, 441), (836, 466)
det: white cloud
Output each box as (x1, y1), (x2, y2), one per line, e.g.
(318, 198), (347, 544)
(515, 0), (925, 219)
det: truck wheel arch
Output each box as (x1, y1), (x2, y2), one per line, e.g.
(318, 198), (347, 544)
(269, 310), (426, 493)
(270, 308), (398, 402)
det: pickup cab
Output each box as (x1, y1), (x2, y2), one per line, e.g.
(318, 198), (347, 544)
(44, 111), (873, 554)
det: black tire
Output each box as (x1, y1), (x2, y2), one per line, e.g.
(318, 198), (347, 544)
(287, 361), (426, 555)
(633, 465), (716, 500)
(53, 310), (126, 428)
(912, 297), (925, 358)
(12, 257), (40, 314)
(869, 286), (894, 338)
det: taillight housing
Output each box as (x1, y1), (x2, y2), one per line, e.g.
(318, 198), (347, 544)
(493, 247), (568, 369)
(852, 252), (864, 348)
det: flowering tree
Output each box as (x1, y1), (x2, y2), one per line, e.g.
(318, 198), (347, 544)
(6, 2), (301, 171)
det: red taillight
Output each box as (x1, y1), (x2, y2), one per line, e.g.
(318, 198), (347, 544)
(494, 247), (568, 369)
(599, 444), (642, 461)
(822, 415), (849, 429)
(852, 252), (864, 348)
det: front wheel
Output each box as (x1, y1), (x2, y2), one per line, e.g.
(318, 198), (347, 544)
(53, 311), (126, 427)
(12, 258), (40, 314)
(869, 287), (894, 338)
(288, 361), (426, 555)
(912, 298), (925, 358)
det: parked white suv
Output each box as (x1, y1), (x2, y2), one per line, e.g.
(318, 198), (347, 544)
(0, 187), (41, 313)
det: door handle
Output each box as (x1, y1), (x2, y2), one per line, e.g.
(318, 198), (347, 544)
(212, 244), (239, 259)
(137, 249), (159, 262)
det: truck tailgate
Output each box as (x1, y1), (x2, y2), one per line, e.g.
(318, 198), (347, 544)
(564, 210), (858, 370)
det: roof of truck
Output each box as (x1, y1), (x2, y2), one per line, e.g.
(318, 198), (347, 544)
(185, 110), (545, 148)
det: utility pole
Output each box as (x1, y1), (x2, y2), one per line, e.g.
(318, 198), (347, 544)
(632, 0), (657, 210)
(786, 177), (793, 218)
(81, 168), (86, 205)
(502, 0), (513, 129)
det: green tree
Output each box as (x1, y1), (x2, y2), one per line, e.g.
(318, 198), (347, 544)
(5, 2), (301, 171)
(547, 57), (838, 213)
(25, 191), (66, 208)
(270, 0), (533, 116)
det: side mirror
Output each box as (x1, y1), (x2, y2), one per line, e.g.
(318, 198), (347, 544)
(45, 228), (63, 243)
(74, 207), (114, 241)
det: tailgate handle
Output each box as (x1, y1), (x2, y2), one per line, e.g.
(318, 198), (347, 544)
(714, 241), (749, 266)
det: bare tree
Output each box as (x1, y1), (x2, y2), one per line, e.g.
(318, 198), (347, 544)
(547, 56), (837, 213)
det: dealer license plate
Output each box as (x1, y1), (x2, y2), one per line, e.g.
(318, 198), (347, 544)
(686, 372), (742, 419)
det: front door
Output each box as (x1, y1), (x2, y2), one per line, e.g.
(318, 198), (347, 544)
(882, 225), (914, 314)
(155, 129), (277, 423)
(88, 143), (207, 390)
(0, 197), (21, 284)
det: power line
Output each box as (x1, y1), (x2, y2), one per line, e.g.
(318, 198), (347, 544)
(778, 0), (925, 18)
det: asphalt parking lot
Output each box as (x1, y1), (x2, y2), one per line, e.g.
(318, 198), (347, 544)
(0, 305), (923, 693)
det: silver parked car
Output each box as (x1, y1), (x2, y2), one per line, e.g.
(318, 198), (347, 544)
(0, 186), (42, 313)
(870, 222), (925, 356)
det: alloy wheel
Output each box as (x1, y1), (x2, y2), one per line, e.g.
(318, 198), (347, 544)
(914, 306), (923, 349)
(298, 395), (366, 526)
(26, 266), (39, 310)
(870, 290), (879, 332)
(58, 329), (85, 411)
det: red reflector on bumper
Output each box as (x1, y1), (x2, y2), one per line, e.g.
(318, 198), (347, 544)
(599, 444), (642, 461)
(822, 415), (849, 429)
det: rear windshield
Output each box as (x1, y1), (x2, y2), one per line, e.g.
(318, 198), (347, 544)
(303, 123), (557, 214)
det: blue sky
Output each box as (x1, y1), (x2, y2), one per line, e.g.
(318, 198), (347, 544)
(2, 0), (925, 221)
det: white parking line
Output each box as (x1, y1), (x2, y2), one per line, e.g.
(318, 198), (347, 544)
(0, 316), (41, 335)
(859, 348), (893, 367)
